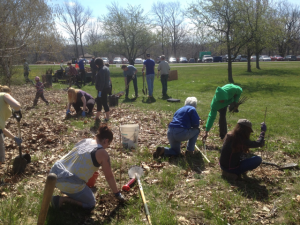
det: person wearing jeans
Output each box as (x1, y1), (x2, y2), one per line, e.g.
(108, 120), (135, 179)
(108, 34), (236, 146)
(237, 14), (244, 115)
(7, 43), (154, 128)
(219, 119), (266, 180)
(121, 65), (138, 98)
(153, 97), (200, 158)
(142, 53), (155, 97)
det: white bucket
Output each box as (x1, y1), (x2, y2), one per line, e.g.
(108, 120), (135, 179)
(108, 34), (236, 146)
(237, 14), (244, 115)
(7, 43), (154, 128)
(120, 124), (139, 149)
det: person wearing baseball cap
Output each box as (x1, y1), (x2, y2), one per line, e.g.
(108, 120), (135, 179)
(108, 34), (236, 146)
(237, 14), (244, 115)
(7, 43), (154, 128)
(219, 119), (267, 180)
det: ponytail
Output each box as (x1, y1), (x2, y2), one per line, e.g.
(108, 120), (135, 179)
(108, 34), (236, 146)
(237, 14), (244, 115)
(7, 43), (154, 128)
(96, 124), (113, 143)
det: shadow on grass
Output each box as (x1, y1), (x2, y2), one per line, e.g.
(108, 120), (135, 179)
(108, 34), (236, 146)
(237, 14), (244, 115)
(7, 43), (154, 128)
(240, 81), (299, 94)
(238, 69), (299, 77)
(142, 97), (156, 104)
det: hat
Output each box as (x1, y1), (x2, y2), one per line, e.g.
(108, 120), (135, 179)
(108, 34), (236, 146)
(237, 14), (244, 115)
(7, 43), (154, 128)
(35, 76), (40, 81)
(237, 119), (253, 132)
(146, 53), (150, 57)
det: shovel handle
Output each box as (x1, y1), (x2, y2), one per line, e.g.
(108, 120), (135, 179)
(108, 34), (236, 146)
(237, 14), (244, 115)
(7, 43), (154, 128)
(137, 178), (152, 225)
(12, 110), (22, 122)
(122, 178), (136, 192)
(195, 145), (210, 163)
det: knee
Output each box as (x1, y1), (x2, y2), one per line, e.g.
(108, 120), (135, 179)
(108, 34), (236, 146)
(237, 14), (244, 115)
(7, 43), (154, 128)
(254, 156), (262, 165)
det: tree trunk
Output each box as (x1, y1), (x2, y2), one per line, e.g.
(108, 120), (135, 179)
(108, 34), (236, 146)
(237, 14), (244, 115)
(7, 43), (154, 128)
(247, 48), (252, 72)
(255, 52), (260, 69)
(227, 61), (234, 83)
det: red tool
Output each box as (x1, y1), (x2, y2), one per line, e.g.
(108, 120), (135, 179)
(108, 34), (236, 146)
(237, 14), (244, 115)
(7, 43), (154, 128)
(122, 177), (136, 191)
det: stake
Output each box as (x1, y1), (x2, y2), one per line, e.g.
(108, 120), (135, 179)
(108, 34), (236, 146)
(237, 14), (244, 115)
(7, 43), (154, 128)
(195, 145), (210, 163)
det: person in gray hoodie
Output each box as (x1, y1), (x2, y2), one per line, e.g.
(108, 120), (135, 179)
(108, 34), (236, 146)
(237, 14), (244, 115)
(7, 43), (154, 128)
(95, 58), (110, 124)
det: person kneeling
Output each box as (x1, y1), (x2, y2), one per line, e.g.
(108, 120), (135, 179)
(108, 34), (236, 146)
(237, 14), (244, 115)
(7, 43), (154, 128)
(50, 125), (125, 210)
(153, 97), (200, 158)
(219, 119), (267, 180)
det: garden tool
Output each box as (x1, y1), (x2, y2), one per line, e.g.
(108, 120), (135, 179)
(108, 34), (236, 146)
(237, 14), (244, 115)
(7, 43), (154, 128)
(128, 166), (152, 225)
(122, 177), (136, 192)
(142, 72), (146, 95)
(229, 96), (249, 114)
(195, 145), (210, 163)
(262, 161), (298, 170)
(12, 110), (30, 175)
(37, 173), (57, 225)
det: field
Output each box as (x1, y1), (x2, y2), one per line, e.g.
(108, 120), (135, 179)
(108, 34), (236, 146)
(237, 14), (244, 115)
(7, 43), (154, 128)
(1, 61), (300, 224)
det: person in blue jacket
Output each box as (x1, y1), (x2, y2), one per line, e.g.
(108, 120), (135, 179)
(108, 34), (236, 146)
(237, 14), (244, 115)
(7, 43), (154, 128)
(153, 97), (200, 158)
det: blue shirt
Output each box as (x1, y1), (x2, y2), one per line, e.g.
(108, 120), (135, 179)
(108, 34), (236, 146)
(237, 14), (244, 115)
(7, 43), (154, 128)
(78, 59), (85, 70)
(143, 59), (155, 75)
(169, 105), (200, 129)
(123, 65), (137, 77)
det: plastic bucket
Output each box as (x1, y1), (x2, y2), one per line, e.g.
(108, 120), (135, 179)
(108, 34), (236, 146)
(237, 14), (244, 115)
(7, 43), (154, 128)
(108, 95), (119, 107)
(86, 171), (99, 188)
(120, 124), (139, 149)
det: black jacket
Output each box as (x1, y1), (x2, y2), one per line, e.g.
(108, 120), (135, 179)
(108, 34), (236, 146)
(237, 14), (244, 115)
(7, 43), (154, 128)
(95, 66), (110, 92)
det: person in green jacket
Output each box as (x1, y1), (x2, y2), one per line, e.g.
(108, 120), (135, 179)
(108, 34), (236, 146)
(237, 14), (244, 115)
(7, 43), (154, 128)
(202, 84), (243, 141)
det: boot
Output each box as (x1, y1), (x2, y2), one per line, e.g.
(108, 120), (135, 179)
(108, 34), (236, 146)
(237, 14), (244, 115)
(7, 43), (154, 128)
(221, 170), (238, 180)
(153, 147), (164, 159)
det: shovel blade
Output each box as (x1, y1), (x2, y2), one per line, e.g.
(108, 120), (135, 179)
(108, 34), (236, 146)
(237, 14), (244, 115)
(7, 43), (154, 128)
(280, 163), (298, 170)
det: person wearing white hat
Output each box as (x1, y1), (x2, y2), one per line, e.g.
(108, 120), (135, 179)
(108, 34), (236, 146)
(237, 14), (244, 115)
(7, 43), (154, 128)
(219, 119), (267, 180)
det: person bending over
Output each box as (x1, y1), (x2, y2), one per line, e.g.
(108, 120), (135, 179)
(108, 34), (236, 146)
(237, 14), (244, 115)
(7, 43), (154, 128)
(219, 119), (266, 180)
(153, 97), (200, 158)
(50, 124), (125, 210)
(66, 87), (95, 117)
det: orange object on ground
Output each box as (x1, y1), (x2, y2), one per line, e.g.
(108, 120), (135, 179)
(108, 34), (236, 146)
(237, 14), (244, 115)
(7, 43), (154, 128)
(75, 63), (79, 69)
(86, 172), (99, 188)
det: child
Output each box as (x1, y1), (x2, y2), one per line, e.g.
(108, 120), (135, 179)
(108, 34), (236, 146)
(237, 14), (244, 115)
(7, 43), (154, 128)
(33, 76), (49, 106)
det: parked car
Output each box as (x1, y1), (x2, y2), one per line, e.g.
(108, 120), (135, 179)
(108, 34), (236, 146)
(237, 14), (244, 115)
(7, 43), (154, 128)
(101, 57), (109, 64)
(169, 57), (177, 63)
(270, 55), (283, 61)
(202, 55), (213, 62)
(134, 58), (143, 64)
(113, 57), (122, 64)
(235, 55), (247, 62)
(297, 55), (300, 61)
(283, 55), (296, 61)
(179, 57), (188, 63)
(213, 56), (222, 62)
(122, 58), (129, 64)
(259, 55), (271, 61)
(250, 55), (256, 61)
(222, 54), (235, 62)
(189, 58), (195, 63)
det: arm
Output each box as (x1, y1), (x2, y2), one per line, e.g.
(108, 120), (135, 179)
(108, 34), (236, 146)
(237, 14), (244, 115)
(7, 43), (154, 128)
(3, 94), (21, 111)
(142, 64), (146, 72)
(205, 108), (217, 132)
(3, 128), (15, 139)
(157, 64), (161, 78)
(81, 96), (86, 112)
(124, 77), (127, 87)
(190, 109), (200, 128)
(67, 103), (72, 110)
(234, 87), (243, 102)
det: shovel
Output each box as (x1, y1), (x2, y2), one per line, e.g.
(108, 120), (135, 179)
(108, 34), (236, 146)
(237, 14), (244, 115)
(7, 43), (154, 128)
(12, 110), (30, 175)
(262, 161), (298, 170)
(128, 166), (152, 225)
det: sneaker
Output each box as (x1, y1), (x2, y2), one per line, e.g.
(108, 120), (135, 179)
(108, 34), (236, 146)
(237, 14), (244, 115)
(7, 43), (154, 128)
(153, 147), (164, 159)
(51, 195), (60, 209)
(221, 170), (238, 180)
(104, 118), (109, 122)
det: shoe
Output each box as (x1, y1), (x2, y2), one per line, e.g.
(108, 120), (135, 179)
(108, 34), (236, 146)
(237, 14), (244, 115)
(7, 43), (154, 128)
(51, 195), (60, 209)
(104, 118), (109, 122)
(185, 150), (194, 157)
(221, 170), (238, 180)
(153, 147), (164, 158)
(46, 102), (49, 105)
(135, 95), (139, 98)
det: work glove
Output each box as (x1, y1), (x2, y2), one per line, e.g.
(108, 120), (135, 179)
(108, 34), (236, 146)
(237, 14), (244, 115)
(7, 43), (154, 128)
(228, 102), (239, 112)
(82, 111), (86, 117)
(66, 109), (70, 115)
(14, 137), (22, 146)
(261, 122), (267, 132)
(114, 191), (125, 202)
(98, 91), (101, 97)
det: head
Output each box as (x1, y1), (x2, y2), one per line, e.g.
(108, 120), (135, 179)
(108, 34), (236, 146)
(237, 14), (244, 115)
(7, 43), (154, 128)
(105, 63), (110, 67)
(121, 65), (128, 71)
(96, 124), (113, 148)
(229, 119), (253, 153)
(184, 97), (197, 108)
(94, 57), (104, 68)
(0, 85), (11, 93)
(146, 53), (150, 58)
(67, 62), (72, 67)
(35, 76), (40, 82)
(67, 87), (79, 103)
(160, 55), (165, 61)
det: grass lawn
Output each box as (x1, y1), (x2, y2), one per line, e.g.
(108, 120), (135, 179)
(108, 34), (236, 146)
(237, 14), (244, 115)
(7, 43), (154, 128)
(1, 61), (300, 224)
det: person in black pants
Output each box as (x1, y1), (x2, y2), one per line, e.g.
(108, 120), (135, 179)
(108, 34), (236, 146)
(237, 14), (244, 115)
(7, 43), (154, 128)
(66, 87), (95, 117)
(90, 57), (97, 85)
(95, 58), (110, 124)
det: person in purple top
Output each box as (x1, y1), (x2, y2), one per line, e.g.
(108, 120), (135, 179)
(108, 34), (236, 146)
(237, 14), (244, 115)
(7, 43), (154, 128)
(153, 97), (201, 158)
(142, 53), (155, 98)
(78, 58), (86, 86)
(66, 87), (95, 117)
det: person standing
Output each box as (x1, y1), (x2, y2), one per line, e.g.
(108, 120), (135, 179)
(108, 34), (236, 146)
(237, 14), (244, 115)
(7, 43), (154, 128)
(202, 84), (243, 141)
(33, 76), (49, 106)
(78, 58), (86, 86)
(0, 86), (22, 167)
(67, 62), (80, 88)
(95, 58), (110, 125)
(121, 65), (138, 99)
(23, 58), (30, 82)
(157, 55), (170, 98)
(142, 53), (155, 98)
(90, 57), (97, 85)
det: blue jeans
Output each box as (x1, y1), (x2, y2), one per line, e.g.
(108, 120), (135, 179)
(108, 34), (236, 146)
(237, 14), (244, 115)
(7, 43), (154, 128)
(220, 156), (262, 175)
(146, 74), (155, 96)
(126, 75), (138, 97)
(164, 127), (200, 156)
(61, 185), (96, 209)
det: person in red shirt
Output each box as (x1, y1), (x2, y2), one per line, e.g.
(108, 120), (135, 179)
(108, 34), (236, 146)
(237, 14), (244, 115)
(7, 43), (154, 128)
(33, 76), (49, 106)
(67, 62), (80, 88)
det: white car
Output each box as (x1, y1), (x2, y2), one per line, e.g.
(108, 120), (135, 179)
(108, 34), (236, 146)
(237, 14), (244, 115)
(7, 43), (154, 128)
(202, 55), (213, 62)
(259, 55), (271, 61)
(113, 57), (122, 64)
(101, 57), (109, 64)
(169, 57), (177, 63)
(134, 58), (143, 64)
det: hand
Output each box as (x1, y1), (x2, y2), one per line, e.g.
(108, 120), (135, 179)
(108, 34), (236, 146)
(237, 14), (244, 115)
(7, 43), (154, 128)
(261, 122), (267, 132)
(202, 132), (208, 142)
(229, 102), (238, 112)
(98, 91), (101, 97)
(114, 191), (125, 202)
(66, 109), (70, 115)
(82, 111), (86, 117)
(14, 137), (22, 146)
